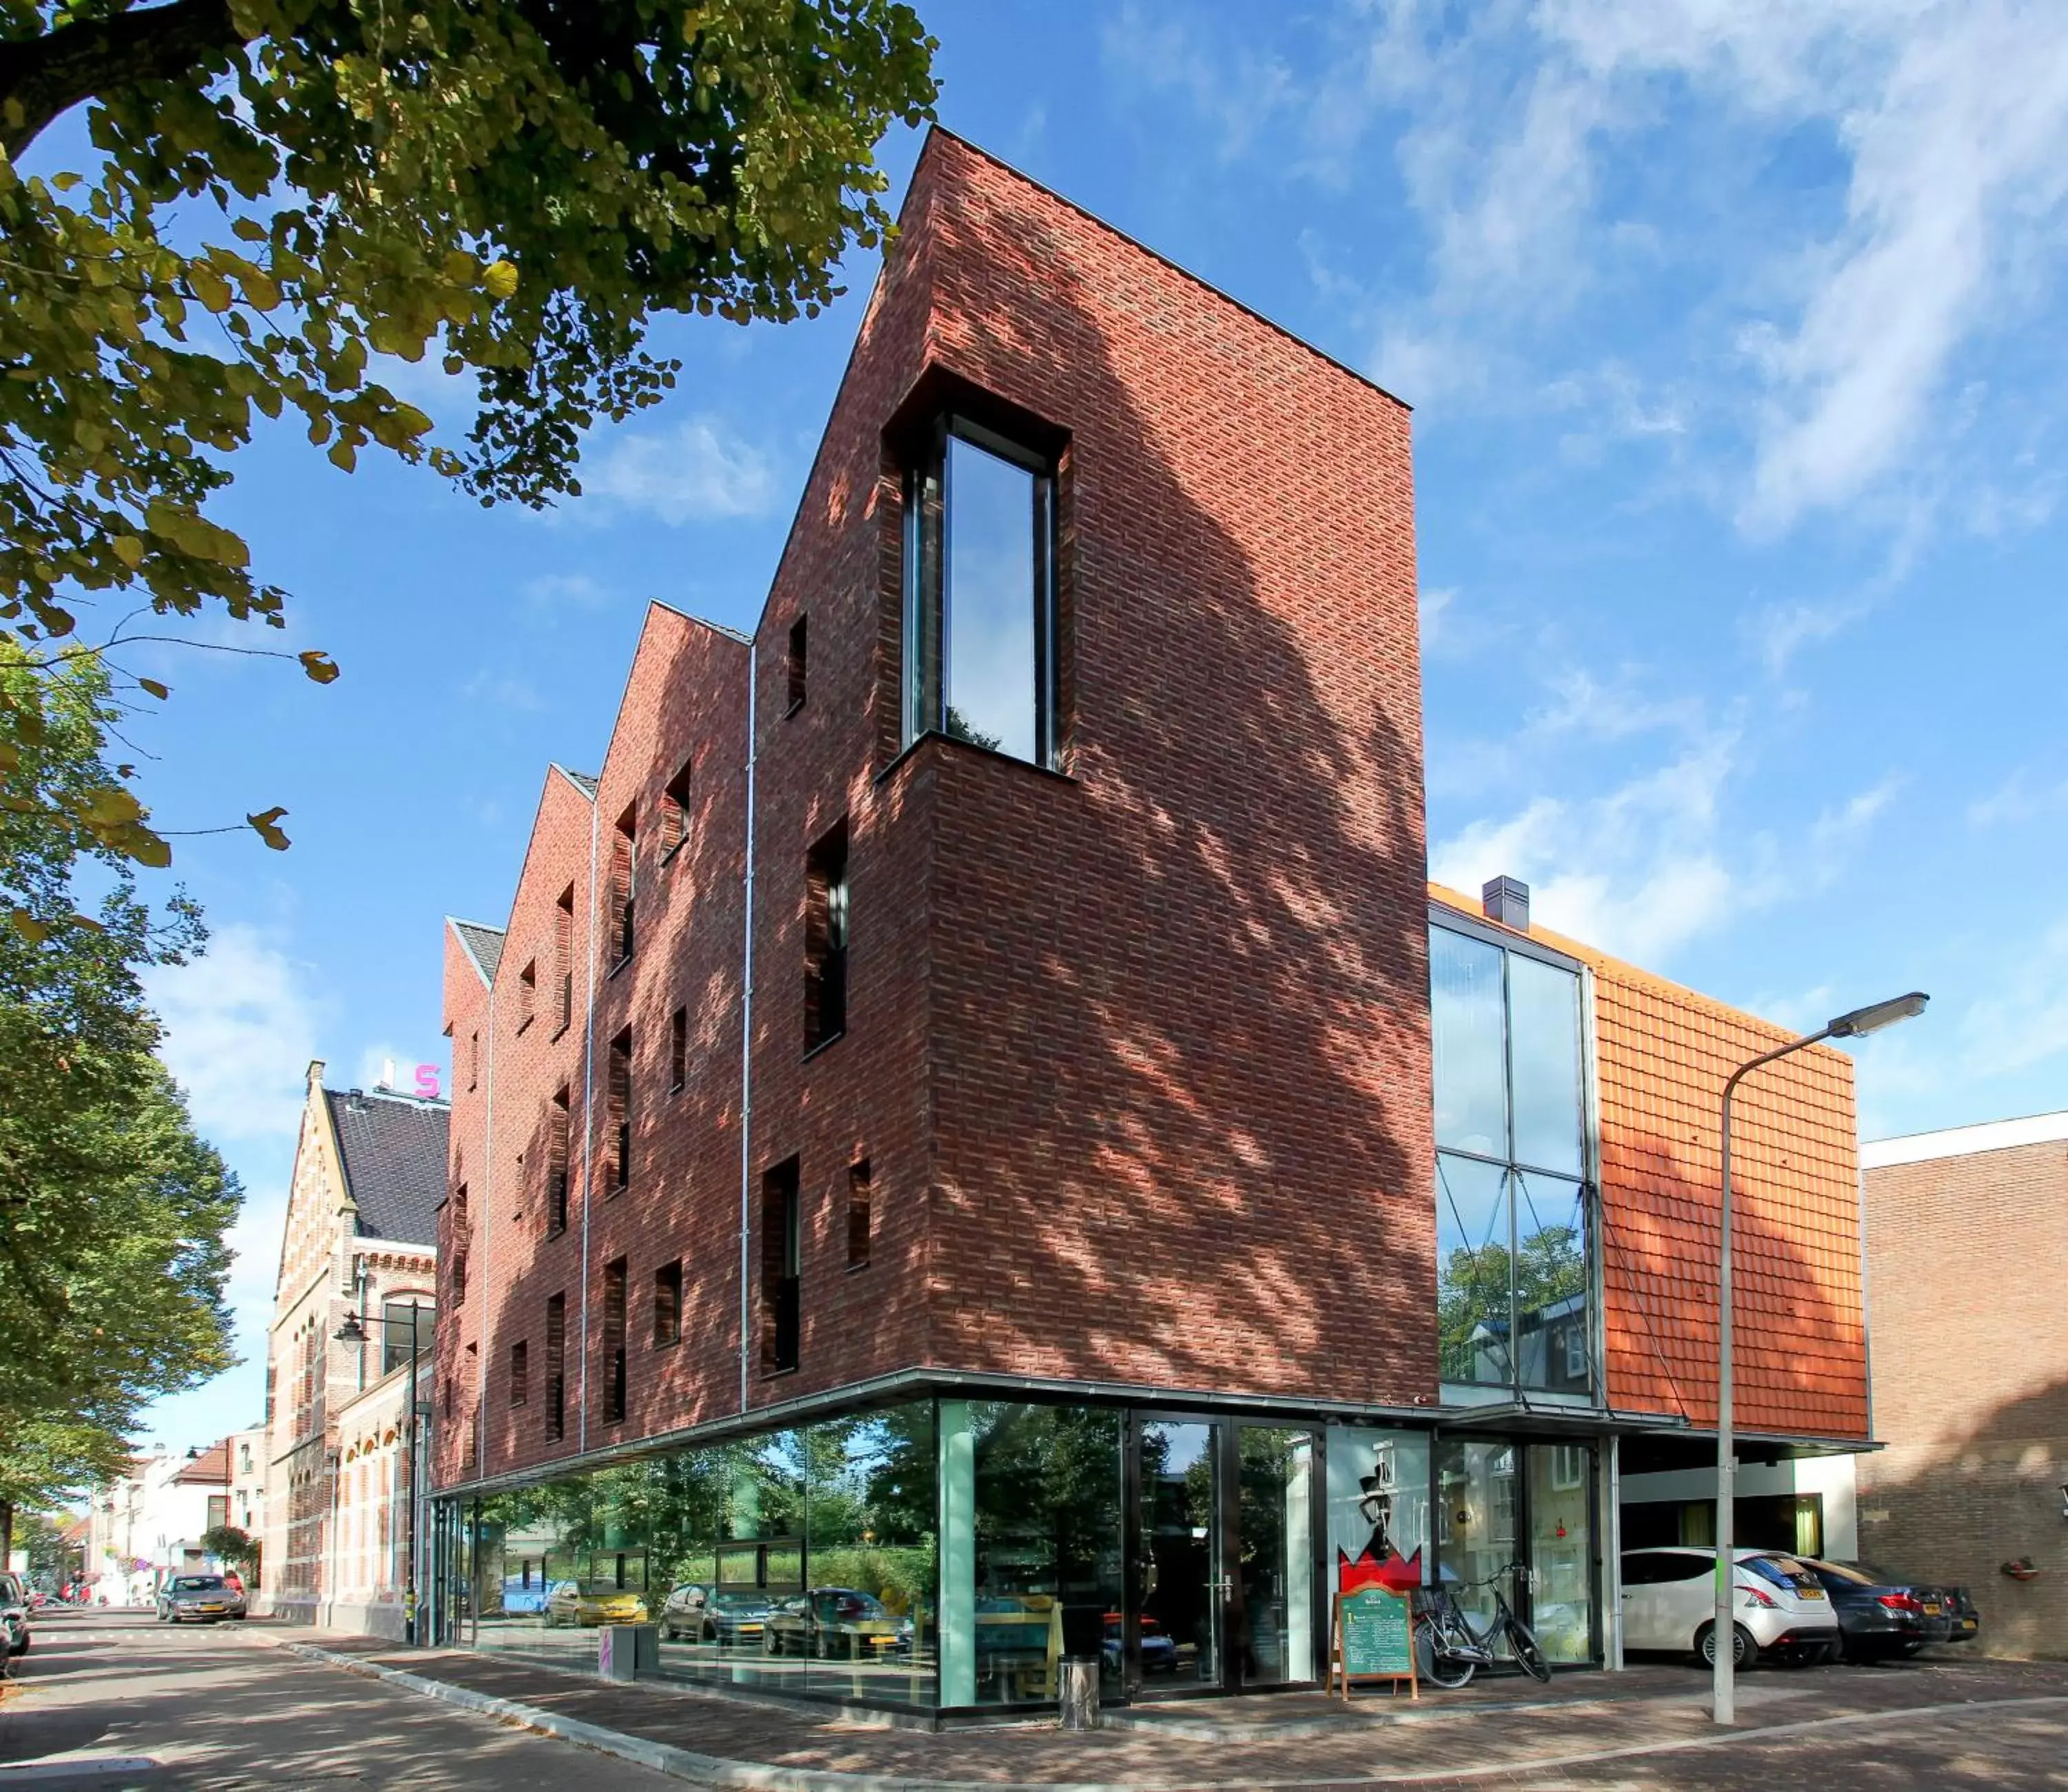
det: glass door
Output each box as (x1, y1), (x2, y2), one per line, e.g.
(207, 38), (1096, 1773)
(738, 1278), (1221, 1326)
(1235, 1426), (1316, 1687)
(1133, 1419), (1225, 1694)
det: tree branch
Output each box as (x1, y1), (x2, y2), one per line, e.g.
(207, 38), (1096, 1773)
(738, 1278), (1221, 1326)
(0, 0), (246, 161)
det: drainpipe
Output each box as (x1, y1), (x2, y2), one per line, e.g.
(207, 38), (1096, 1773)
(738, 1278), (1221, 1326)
(738, 643), (758, 1413)
(578, 797), (600, 1453)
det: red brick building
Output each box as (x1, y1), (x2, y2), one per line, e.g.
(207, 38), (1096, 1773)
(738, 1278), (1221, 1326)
(1858, 1116), (2068, 1658)
(427, 130), (1872, 1709)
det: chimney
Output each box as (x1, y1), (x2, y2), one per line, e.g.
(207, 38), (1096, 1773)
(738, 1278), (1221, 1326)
(378, 1056), (397, 1092)
(1482, 875), (1530, 933)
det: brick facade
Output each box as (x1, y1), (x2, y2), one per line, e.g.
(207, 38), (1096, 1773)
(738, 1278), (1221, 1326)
(435, 128), (1431, 1495)
(1860, 1128), (2068, 1658)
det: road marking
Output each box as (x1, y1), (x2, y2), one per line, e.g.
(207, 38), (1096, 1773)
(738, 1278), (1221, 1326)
(0, 1758), (160, 1784)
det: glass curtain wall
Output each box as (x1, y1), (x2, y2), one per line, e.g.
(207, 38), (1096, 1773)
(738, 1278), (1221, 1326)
(940, 1401), (1123, 1707)
(465, 1402), (937, 1708)
(1431, 924), (1593, 1398)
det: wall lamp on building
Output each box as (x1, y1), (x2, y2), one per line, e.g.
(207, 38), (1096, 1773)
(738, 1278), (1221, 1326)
(1712, 988), (1927, 1727)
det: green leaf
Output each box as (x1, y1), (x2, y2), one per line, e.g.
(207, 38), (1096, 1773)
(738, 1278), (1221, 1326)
(297, 649), (341, 684)
(139, 678), (170, 701)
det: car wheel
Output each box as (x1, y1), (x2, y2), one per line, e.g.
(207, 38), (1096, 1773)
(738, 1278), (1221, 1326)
(1696, 1622), (1759, 1671)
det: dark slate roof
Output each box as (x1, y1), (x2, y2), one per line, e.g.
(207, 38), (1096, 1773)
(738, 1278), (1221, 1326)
(554, 765), (600, 798)
(324, 1088), (449, 1246)
(449, 918), (505, 984)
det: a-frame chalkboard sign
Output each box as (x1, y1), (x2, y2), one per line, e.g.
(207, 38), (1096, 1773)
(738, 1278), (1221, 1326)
(1329, 1585), (1419, 1700)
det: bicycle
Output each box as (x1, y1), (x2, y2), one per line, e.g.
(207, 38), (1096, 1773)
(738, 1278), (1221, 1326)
(1412, 1562), (1551, 1688)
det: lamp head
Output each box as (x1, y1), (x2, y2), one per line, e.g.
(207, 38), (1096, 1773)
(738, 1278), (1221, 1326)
(1828, 991), (1929, 1039)
(333, 1312), (366, 1344)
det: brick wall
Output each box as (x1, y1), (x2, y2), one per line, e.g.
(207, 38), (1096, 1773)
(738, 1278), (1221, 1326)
(434, 125), (1435, 1495)
(1859, 1137), (2068, 1658)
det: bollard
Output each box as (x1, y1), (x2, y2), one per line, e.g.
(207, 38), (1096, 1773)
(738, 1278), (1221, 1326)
(1058, 1656), (1100, 1731)
(599, 1622), (658, 1680)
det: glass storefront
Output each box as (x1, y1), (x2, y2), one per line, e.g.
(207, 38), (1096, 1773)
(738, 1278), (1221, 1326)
(439, 1401), (1601, 1712)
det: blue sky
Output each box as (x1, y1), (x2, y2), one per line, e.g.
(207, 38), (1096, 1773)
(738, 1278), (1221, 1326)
(77, 1), (2067, 1450)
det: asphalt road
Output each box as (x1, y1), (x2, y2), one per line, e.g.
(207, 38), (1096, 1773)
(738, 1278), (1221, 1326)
(0, 1608), (688, 1790)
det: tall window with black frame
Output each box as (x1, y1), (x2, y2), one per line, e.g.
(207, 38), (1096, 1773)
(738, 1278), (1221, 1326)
(804, 823), (849, 1052)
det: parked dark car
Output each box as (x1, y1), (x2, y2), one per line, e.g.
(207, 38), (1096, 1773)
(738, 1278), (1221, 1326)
(0, 1571), (29, 1660)
(1795, 1558), (1936, 1662)
(764, 1587), (907, 1659)
(1938, 1585), (1982, 1645)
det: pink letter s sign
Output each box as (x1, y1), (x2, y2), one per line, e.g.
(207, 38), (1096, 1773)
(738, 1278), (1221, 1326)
(415, 1064), (441, 1100)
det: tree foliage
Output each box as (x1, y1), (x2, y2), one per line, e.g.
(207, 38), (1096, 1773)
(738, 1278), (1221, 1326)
(0, 0), (937, 865)
(0, 642), (238, 1518)
(199, 1522), (256, 1567)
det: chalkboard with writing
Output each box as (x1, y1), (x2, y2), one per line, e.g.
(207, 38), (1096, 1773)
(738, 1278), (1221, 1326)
(1330, 1587), (1418, 1699)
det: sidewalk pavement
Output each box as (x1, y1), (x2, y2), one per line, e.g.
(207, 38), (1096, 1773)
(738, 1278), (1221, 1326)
(251, 1628), (2068, 1791)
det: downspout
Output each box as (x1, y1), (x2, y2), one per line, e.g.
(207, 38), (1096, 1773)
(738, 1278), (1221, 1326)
(476, 981), (495, 1483)
(578, 797), (600, 1452)
(738, 643), (758, 1413)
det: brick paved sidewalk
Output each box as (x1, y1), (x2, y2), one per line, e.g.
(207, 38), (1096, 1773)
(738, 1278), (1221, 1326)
(250, 1629), (2068, 1791)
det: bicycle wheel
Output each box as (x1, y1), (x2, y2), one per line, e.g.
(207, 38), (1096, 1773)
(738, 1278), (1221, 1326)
(1416, 1615), (1476, 1689)
(1504, 1613), (1551, 1682)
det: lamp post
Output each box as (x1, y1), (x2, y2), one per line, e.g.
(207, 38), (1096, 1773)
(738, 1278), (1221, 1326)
(336, 1298), (425, 1644)
(1711, 990), (1927, 1725)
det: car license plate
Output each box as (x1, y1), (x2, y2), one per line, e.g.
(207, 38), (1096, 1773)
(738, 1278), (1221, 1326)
(1923, 1602), (1942, 1615)
(1798, 1588), (1824, 1600)
(201, 1604), (223, 1612)
(1962, 1618), (1976, 1630)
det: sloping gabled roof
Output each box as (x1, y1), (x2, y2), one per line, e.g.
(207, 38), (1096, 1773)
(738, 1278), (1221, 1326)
(449, 918), (507, 984)
(554, 765), (600, 798)
(323, 1088), (448, 1246)
(174, 1440), (229, 1485)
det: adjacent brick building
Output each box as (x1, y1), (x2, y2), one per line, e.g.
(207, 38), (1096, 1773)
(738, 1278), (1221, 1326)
(425, 130), (1874, 1708)
(1859, 1115), (2068, 1658)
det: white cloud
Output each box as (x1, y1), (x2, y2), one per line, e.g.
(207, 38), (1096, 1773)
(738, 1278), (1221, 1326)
(1746, 593), (1875, 675)
(1969, 766), (2068, 829)
(1100, 2), (1301, 161)
(1299, 1), (2068, 533)
(521, 571), (613, 610)
(1432, 724), (1900, 966)
(146, 922), (322, 1144)
(580, 414), (777, 525)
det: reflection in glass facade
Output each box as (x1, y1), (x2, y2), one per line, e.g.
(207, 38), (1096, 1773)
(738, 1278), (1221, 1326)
(1431, 921), (1594, 1398)
(467, 1405), (938, 1707)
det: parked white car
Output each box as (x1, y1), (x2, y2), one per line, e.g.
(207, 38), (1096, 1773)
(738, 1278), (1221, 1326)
(1620, 1547), (1840, 1667)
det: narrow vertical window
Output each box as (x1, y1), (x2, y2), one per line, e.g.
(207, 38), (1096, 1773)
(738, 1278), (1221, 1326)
(760, 1156), (800, 1374)
(518, 958), (536, 1030)
(902, 415), (1060, 766)
(547, 1086), (570, 1235)
(544, 1294), (565, 1441)
(450, 1184), (469, 1305)
(847, 1158), (872, 1270)
(653, 1259), (682, 1346)
(804, 820), (849, 1052)
(669, 1005), (687, 1092)
(611, 803), (636, 963)
(662, 759), (692, 859)
(509, 1339), (528, 1408)
(468, 1029), (479, 1091)
(607, 1028), (632, 1191)
(786, 614), (809, 713)
(554, 884), (575, 1031)
(602, 1256), (627, 1423)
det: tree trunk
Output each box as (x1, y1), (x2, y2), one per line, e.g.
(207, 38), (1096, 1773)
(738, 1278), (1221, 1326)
(1, 1500), (14, 1574)
(0, 0), (245, 161)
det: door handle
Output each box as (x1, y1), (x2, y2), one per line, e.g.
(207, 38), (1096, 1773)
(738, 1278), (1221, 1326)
(1208, 1578), (1233, 1598)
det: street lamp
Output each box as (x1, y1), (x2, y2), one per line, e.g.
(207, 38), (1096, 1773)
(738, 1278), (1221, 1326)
(1712, 990), (1927, 1725)
(335, 1296), (427, 1644)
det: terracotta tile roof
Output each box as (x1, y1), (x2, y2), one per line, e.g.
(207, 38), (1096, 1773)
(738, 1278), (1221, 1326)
(172, 1440), (230, 1485)
(1430, 883), (1868, 1440)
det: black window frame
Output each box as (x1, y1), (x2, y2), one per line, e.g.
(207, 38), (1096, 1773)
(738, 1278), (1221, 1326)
(607, 1027), (632, 1193)
(760, 1156), (800, 1376)
(804, 821), (849, 1055)
(602, 1256), (628, 1424)
(900, 410), (1062, 770)
(786, 613), (808, 715)
(669, 1004), (688, 1092)
(653, 1259), (683, 1347)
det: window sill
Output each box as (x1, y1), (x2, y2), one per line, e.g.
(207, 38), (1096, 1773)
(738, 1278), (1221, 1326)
(846, 1261), (871, 1274)
(551, 1021), (571, 1043)
(668, 1079), (685, 1095)
(660, 839), (687, 866)
(653, 1334), (681, 1351)
(546, 1225), (567, 1243)
(516, 1015), (534, 1036)
(873, 727), (1076, 790)
(802, 1030), (846, 1065)
(607, 955), (633, 981)
(605, 1183), (629, 1202)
